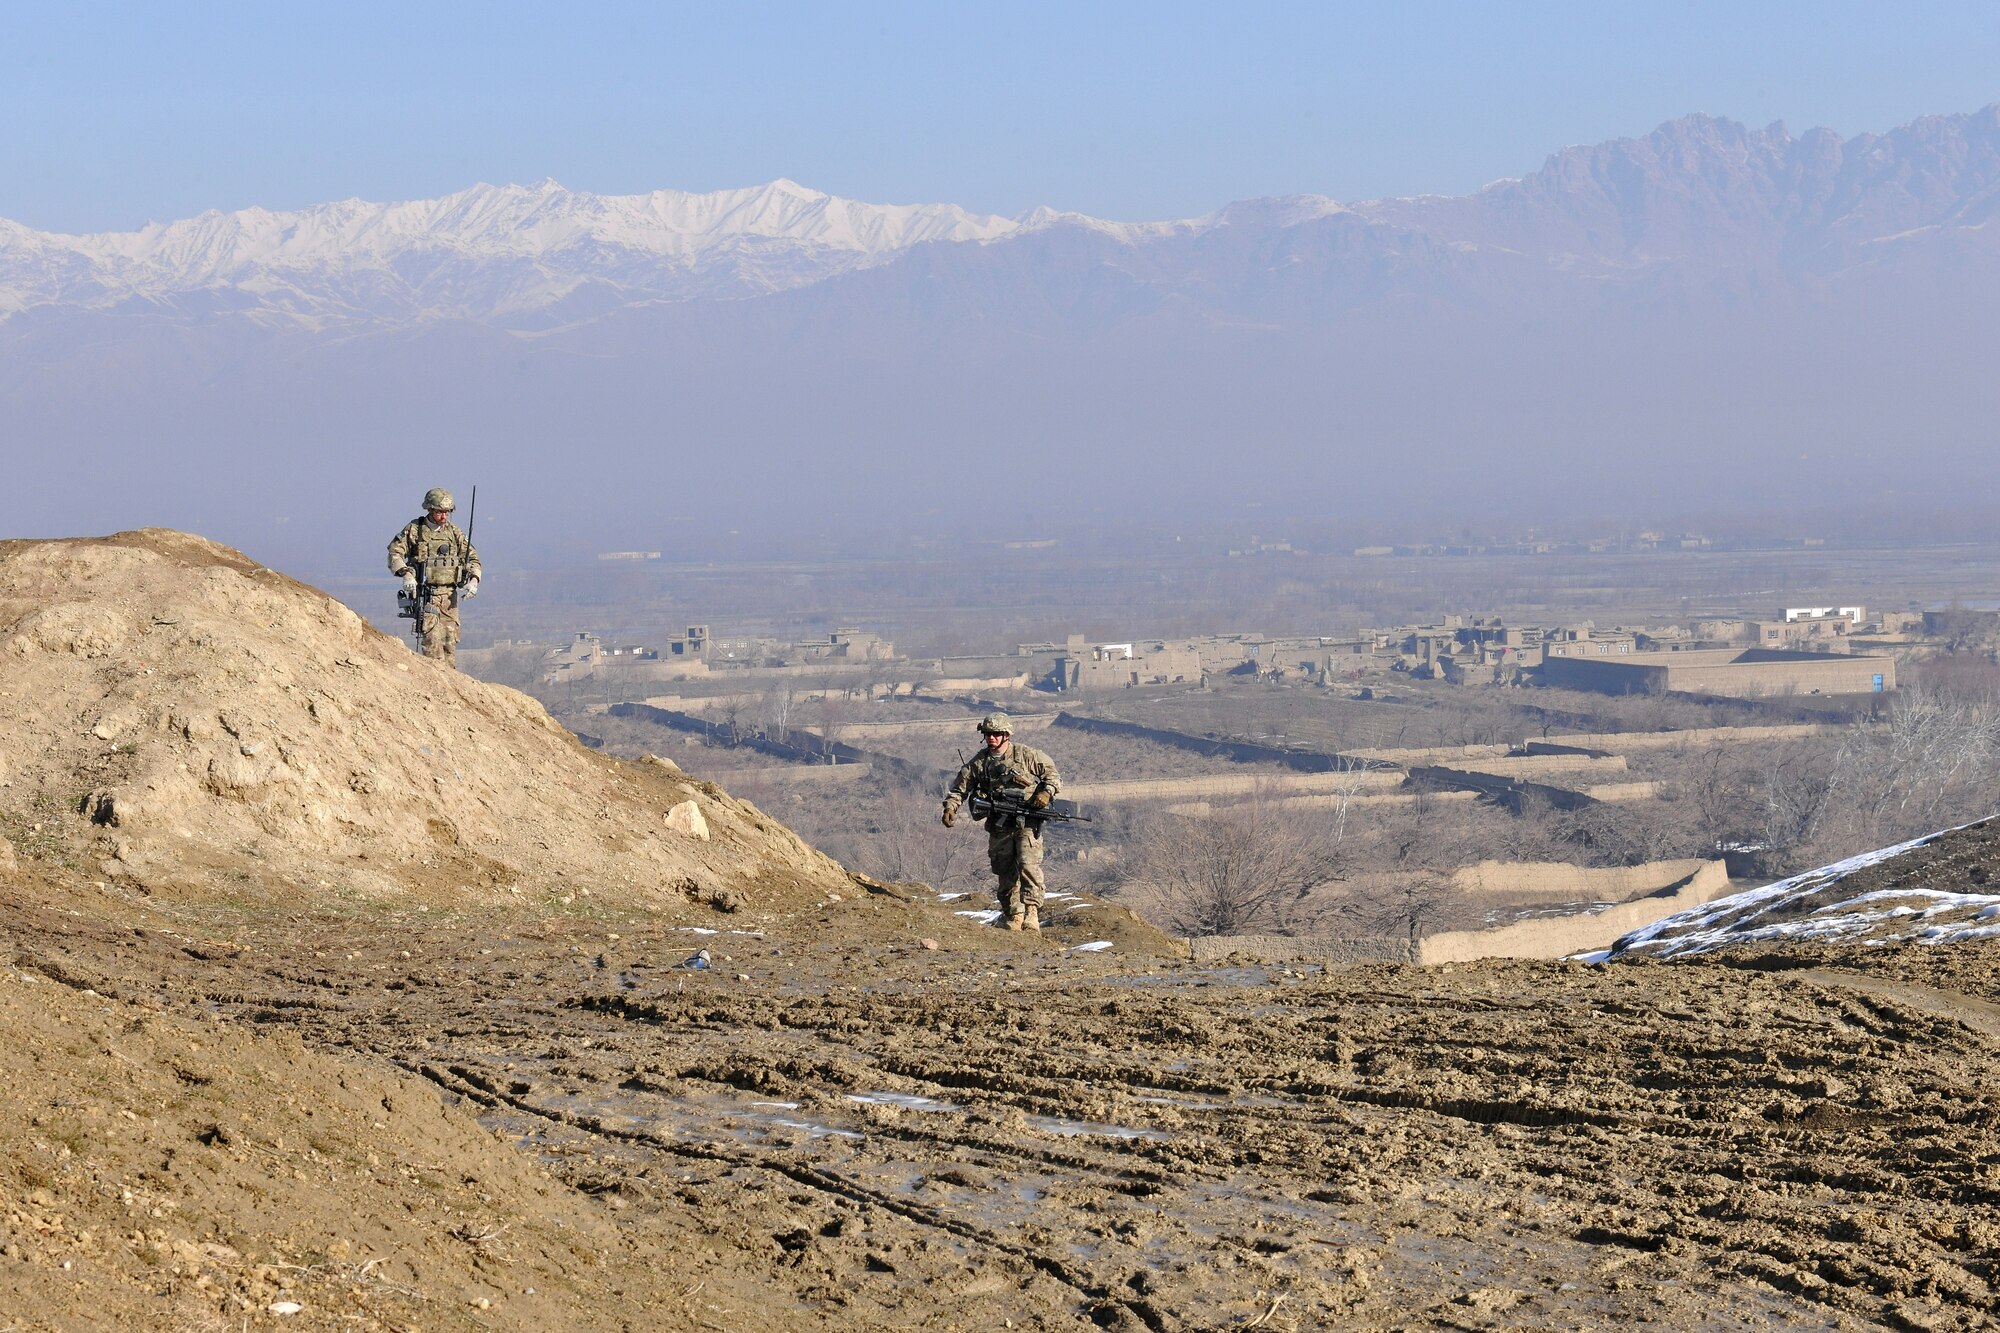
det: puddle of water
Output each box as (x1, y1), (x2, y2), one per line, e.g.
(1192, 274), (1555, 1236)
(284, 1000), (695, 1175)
(750, 1100), (800, 1110)
(772, 1118), (863, 1141)
(1028, 1114), (1169, 1142)
(848, 1090), (963, 1113)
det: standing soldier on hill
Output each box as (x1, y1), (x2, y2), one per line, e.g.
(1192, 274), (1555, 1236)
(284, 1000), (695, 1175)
(387, 487), (481, 667)
(942, 714), (1061, 932)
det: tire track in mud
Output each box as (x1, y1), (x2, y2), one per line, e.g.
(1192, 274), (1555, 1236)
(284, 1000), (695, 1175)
(411, 1058), (1172, 1332)
(9, 923), (1182, 1326)
(11, 890), (2000, 1329)
(1801, 967), (2000, 1043)
(569, 972), (2000, 1325)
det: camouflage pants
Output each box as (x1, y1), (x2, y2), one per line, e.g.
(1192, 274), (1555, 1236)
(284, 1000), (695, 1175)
(418, 598), (461, 665)
(987, 821), (1045, 915)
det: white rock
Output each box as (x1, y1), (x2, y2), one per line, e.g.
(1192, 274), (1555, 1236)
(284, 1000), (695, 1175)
(664, 800), (710, 840)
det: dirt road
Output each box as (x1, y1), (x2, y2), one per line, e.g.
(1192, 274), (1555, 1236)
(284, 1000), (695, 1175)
(4, 874), (1996, 1331)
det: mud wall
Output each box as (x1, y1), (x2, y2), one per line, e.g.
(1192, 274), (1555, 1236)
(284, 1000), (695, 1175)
(1052, 713), (1360, 771)
(606, 702), (929, 782)
(1543, 723), (1837, 751)
(1583, 781), (1660, 803)
(834, 714), (1058, 740)
(1408, 765), (1599, 813)
(1442, 753), (1628, 780)
(930, 675), (1032, 693)
(1418, 861), (1733, 964)
(1069, 768), (1407, 804)
(1164, 789), (1479, 816)
(1450, 858), (1712, 899)
(1347, 723), (1838, 765)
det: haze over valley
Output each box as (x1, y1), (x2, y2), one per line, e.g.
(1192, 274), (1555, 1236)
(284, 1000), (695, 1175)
(7, 107), (2000, 567)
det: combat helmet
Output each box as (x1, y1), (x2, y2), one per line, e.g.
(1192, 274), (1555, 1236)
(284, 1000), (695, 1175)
(976, 713), (1013, 736)
(422, 487), (457, 513)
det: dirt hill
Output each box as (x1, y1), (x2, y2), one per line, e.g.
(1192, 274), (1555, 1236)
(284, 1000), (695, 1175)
(0, 530), (850, 913)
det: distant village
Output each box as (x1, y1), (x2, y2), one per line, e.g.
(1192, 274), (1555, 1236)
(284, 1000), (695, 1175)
(451, 601), (2000, 704)
(1226, 529), (1819, 559)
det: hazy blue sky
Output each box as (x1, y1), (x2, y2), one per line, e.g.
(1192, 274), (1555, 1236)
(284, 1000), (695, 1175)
(3, 2), (1998, 231)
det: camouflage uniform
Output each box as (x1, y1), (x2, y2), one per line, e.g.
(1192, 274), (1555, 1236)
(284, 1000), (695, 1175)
(387, 516), (480, 665)
(943, 739), (1061, 924)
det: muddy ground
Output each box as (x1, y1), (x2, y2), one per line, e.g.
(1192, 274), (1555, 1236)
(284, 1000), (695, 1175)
(3, 868), (1998, 1332)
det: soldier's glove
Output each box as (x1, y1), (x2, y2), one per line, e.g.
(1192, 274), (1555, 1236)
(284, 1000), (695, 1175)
(941, 803), (957, 828)
(400, 571), (418, 594)
(1027, 790), (1052, 812)
(462, 578), (480, 598)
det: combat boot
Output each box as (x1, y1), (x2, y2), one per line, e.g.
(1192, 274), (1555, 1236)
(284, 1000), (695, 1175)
(1003, 910), (1025, 931)
(1022, 905), (1040, 932)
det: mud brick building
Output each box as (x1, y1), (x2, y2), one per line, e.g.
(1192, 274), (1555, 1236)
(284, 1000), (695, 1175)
(1051, 638), (1204, 690)
(1538, 648), (1894, 698)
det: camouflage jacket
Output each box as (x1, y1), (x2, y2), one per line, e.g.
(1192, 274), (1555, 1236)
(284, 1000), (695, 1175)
(387, 517), (481, 587)
(945, 742), (1061, 819)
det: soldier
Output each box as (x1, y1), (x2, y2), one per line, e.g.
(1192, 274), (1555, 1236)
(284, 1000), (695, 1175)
(941, 714), (1061, 931)
(387, 487), (481, 666)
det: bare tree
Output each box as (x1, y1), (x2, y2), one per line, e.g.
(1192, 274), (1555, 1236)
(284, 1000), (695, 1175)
(808, 678), (859, 746)
(1656, 743), (1761, 852)
(1345, 871), (1454, 943)
(847, 780), (983, 893)
(1749, 682), (2000, 873)
(759, 684), (798, 745)
(1117, 794), (1345, 937)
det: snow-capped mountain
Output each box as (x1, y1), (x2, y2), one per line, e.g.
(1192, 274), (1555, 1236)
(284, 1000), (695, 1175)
(7, 105), (2000, 332)
(0, 178), (1025, 326)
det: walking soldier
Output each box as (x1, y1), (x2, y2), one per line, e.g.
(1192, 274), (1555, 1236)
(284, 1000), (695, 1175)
(942, 714), (1061, 931)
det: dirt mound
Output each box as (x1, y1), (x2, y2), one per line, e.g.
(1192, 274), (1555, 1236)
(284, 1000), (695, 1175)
(0, 530), (850, 913)
(0, 940), (805, 1331)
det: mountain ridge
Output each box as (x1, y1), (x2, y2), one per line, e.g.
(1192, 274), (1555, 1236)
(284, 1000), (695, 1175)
(7, 106), (2000, 558)
(5, 106), (2000, 328)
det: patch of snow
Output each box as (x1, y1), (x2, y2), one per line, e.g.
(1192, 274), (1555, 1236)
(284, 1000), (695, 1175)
(1613, 819), (2000, 959)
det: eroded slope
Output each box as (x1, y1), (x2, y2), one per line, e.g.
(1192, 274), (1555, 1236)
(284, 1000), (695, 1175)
(0, 530), (849, 912)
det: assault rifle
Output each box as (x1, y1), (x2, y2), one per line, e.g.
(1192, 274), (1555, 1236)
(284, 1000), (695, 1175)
(396, 559), (442, 641)
(969, 793), (1092, 825)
